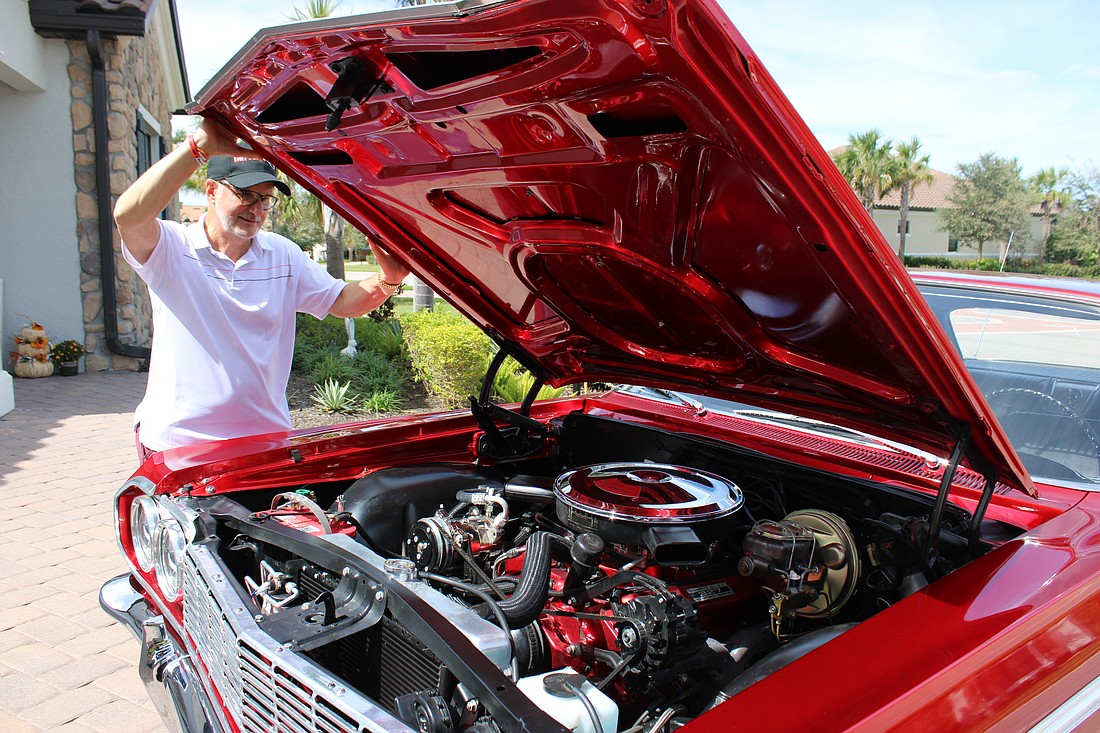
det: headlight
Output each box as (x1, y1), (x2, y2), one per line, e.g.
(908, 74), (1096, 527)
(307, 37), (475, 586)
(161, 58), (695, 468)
(154, 519), (187, 602)
(130, 496), (161, 572)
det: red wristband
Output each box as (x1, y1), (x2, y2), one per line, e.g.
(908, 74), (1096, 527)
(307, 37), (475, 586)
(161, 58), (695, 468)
(187, 134), (208, 165)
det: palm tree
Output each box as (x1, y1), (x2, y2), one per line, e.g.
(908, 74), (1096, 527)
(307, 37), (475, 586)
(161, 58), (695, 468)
(288, 0), (343, 20)
(173, 128), (208, 197)
(891, 138), (935, 259)
(832, 130), (895, 215)
(1029, 167), (1069, 262)
(290, 0), (349, 278)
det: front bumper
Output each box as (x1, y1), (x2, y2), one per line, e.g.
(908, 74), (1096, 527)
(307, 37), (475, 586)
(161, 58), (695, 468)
(99, 573), (227, 733)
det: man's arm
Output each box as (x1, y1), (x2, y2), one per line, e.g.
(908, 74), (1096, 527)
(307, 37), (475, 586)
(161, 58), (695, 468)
(113, 119), (249, 264)
(328, 243), (410, 318)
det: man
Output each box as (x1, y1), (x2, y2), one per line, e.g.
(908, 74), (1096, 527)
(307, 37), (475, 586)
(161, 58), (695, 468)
(114, 119), (409, 458)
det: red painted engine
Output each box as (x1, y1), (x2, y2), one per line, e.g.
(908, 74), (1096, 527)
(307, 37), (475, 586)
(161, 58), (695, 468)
(402, 463), (862, 720)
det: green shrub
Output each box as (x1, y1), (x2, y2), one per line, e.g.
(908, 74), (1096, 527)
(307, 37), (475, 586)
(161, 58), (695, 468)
(400, 311), (492, 408)
(904, 256), (1100, 279)
(311, 379), (360, 413)
(295, 314), (350, 352)
(309, 353), (356, 386)
(360, 389), (400, 414)
(294, 314), (410, 415)
(349, 350), (404, 394)
(491, 357), (566, 403)
(352, 319), (405, 360)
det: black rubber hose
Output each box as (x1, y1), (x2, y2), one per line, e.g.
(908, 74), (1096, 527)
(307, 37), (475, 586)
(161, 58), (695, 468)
(498, 532), (568, 627)
(420, 571), (520, 681)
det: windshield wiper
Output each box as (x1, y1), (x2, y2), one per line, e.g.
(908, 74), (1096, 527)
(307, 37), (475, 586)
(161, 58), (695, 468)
(650, 388), (708, 416)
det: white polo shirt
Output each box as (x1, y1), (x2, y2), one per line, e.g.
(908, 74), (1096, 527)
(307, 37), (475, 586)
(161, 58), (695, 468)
(123, 217), (345, 451)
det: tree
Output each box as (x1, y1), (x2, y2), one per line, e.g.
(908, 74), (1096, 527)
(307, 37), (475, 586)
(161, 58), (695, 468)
(288, 0), (343, 19)
(832, 129), (895, 215)
(1048, 166), (1100, 266)
(939, 153), (1030, 261)
(1029, 166), (1069, 262)
(173, 126), (208, 197)
(891, 138), (934, 259)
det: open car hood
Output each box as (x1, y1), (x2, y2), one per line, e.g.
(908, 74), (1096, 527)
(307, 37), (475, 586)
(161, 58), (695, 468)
(189, 0), (1033, 495)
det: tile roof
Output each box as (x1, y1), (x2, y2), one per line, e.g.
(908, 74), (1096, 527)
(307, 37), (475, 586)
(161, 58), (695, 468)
(826, 145), (954, 210)
(826, 146), (1043, 215)
(875, 168), (955, 210)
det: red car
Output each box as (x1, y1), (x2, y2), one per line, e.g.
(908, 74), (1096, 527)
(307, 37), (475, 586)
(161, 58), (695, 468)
(100, 1), (1100, 731)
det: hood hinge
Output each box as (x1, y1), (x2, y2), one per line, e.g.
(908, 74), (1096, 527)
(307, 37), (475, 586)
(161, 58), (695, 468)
(471, 347), (555, 461)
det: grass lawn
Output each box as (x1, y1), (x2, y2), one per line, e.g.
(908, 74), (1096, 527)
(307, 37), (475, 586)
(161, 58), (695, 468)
(326, 261), (457, 316)
(390, 297), (457, 317)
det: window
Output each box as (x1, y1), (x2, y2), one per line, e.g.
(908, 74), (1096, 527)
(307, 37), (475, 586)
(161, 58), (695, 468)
(135, 106), (167, 218)
(948, 305), (1100, 370)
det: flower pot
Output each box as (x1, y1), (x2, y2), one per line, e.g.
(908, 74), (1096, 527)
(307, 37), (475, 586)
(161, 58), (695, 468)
(59, 361), (79, 377)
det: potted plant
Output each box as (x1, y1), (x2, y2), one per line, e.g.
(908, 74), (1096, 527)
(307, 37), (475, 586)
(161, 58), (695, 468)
(51, 339), (86, 376)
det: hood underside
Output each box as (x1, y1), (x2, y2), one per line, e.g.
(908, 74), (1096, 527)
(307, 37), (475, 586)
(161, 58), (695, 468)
(190, 0), (1032, 494)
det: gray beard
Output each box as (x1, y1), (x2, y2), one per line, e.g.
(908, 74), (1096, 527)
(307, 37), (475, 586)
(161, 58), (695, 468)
(217, 208), (260, 240)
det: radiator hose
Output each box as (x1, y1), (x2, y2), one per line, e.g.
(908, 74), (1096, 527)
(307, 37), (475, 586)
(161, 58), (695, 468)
(498, 532), (569, 627)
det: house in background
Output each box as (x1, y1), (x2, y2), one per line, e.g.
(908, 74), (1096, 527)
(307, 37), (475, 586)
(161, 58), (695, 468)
(870, 167), (1043, 260)
(180, 204), (207, 224)
(1, 0), (188, 383)
(827, 147), (1043, 260)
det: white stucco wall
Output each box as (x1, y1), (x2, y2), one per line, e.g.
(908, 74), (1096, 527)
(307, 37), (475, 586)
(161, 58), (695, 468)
(872, 209), (951, 256)
(871, 208), (1044, 260)
(0, 41), (83, 348)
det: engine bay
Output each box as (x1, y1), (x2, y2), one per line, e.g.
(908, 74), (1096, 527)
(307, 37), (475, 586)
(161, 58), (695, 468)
(189, 413), (1012, 733)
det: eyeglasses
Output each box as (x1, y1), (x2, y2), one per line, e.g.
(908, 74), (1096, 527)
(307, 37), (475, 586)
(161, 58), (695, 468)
(217, 180), (280, 211)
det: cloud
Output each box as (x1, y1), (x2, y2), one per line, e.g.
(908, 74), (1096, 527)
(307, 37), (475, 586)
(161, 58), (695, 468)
(1063, 64), (1100, 79)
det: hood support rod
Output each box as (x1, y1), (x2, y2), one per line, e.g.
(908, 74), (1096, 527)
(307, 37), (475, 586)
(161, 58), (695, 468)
(927, 425), (970, 569)
(88, 29), (151, 362)
(967, 475), (997, 559)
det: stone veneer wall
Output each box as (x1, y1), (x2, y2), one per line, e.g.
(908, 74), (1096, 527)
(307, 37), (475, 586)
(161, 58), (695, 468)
(68, 33), (178, 372)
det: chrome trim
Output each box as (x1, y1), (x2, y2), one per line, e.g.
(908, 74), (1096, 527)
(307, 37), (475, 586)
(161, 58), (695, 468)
(112, 475), (157, 556)
(1030, 675), (1100, 732)
(99, 574), (229, 733)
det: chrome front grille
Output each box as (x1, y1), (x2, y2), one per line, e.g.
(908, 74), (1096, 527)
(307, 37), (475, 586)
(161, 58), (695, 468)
(183, 555), (243, 714)
(181, 546), (401, 733)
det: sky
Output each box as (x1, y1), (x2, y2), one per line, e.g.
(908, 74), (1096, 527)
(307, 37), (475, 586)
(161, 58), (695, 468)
(175, 0), (1100, 177)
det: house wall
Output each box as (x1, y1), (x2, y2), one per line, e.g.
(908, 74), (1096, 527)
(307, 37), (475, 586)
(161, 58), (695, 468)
(68, 20), (181, 371)
(871, 209), (950, 256)
(872, 208), (1045, 260)
(2, 2), (183, 374)
(0, 41), (84, 352)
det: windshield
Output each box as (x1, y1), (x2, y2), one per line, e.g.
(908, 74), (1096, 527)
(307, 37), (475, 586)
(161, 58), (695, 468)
(616, 280), (1100, 490)
(918, 281), (1100, 488)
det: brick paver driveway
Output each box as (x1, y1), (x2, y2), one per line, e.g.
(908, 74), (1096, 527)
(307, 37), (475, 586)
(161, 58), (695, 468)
(0, 371), (165, 732)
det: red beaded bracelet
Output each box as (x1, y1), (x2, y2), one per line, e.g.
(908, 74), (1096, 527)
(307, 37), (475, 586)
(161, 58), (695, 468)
(187, 134), (208, 165)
